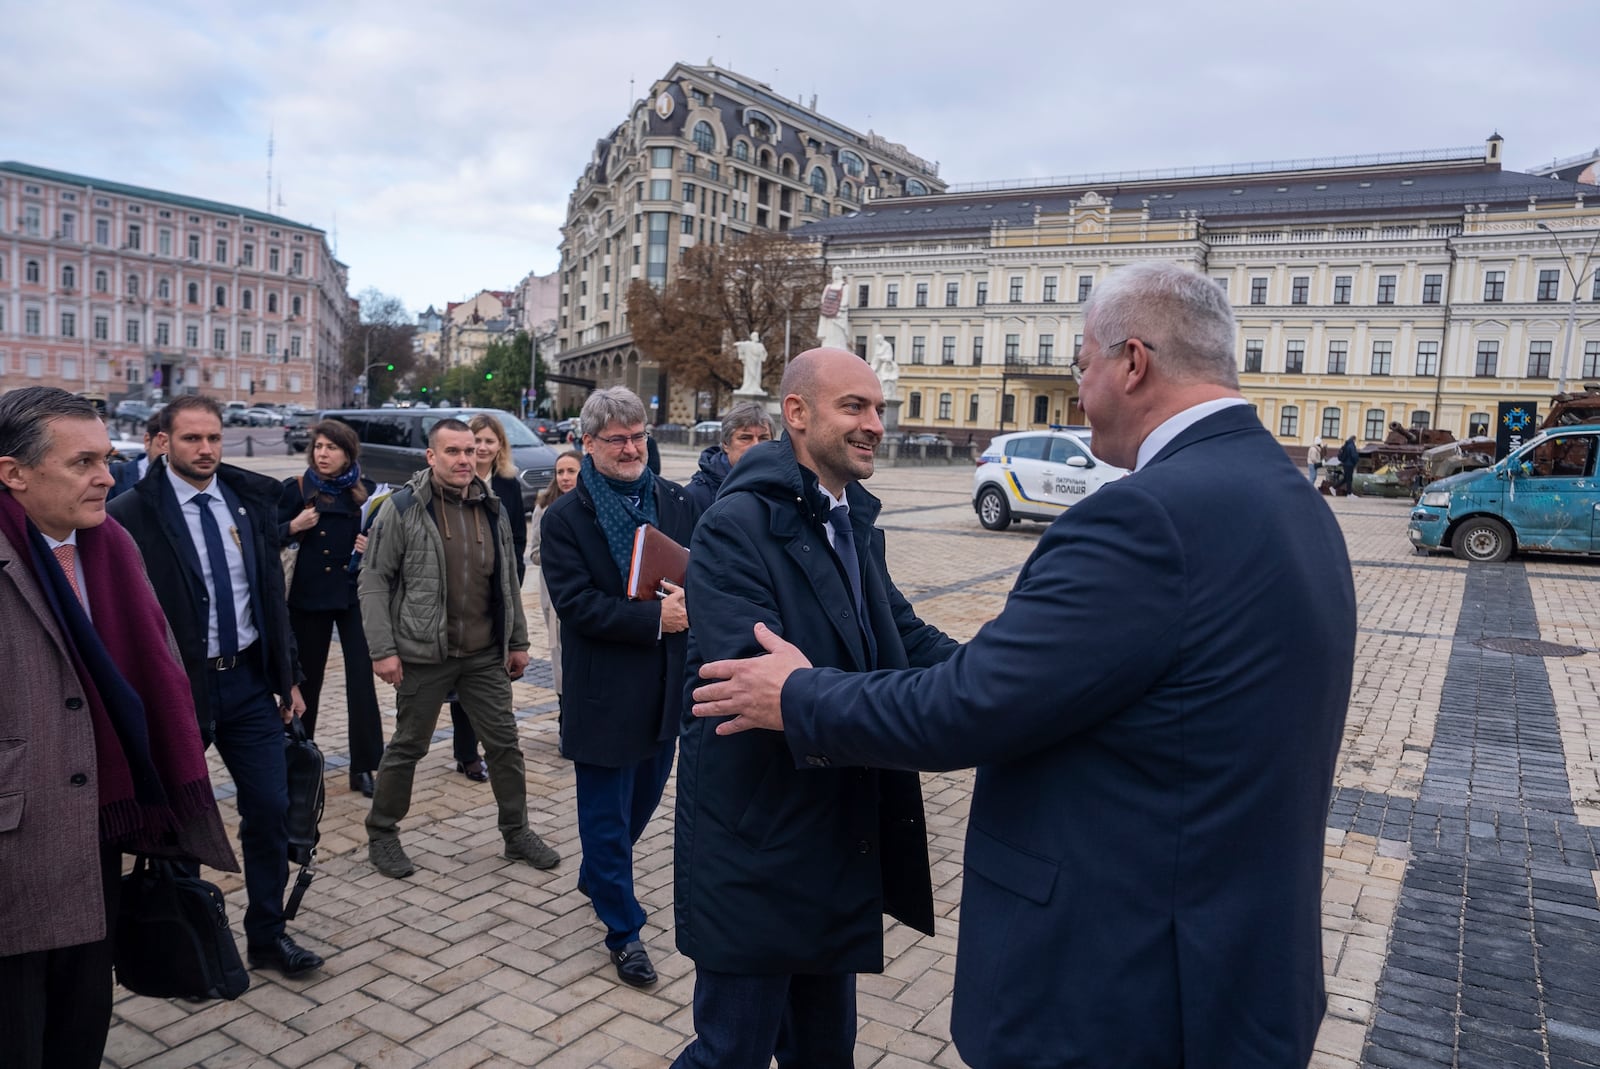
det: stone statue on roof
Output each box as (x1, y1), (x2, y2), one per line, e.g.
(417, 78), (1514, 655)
(816, 267), (850, 350)
(735, 332), (768, 396)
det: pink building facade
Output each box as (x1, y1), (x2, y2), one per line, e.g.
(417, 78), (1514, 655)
(0, 162), (352, 409)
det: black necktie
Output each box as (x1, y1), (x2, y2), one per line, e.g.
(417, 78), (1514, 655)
(828, 505), (877, 665)
(193, 492), (239, 658)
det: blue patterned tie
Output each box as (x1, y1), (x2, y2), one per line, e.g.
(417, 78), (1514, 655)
(193, 492), (239, 659)
(828, 505), (877, 666)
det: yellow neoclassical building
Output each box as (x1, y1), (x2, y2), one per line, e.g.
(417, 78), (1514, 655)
(796, 135), (1600, 450)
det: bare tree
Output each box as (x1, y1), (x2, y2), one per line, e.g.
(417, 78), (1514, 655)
(342, 288), (417, 404)
(628, 232), (827, 408)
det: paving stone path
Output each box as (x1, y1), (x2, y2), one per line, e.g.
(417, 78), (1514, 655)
(101, 453), (1600, 1068)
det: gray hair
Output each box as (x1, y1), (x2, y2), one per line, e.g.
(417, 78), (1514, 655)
(720, 401), (776, 446)
(0, 387), (101, 467)
(580, 386), (647, 438)
(427, 417), (471, 446)
(1083, 262), (1239, 388)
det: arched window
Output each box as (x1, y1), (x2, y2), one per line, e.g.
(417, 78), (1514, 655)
(733, 140), (749, 162)
(157, 277), (170, 300)
(25, 259), (40, 284)
(186, 281), (199, 304)
(692, 120), (715, 152)
(1033, 395), (1049, 424)
(780, 157), (796, 178)
(759, 148), (774, 170)
(839, 150), (865, 177)
(127, 273), (140, 296)
(1278, 405), (1299, 437)
(242, 289), (253, 311)
(96, 269), (110, 293)
(291, 295), (302, 316)
(61, 264), (76, 289)
(267, 292), (279, 314)
(841, 181), (853, 201)
(905, 178), (929, 196)
(908, 392), (922, 419)
(214, 285), (227, 308)
(1321, 406), (1341, 438)
(809, 167), (827, 193)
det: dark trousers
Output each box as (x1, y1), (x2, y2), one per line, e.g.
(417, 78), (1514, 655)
(0, 847), (122, 1069)
(672, 968), (856, 1069)
(206, 654), (290, 946)
(574, 742), (675, 950)
(289, 603), (385, 774)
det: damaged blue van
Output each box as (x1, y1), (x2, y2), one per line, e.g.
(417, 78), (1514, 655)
(1408, 423), (1600, 562)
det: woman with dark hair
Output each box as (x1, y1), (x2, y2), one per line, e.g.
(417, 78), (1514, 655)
(277, 419), (385, 796)
(448, 414), (529, 782)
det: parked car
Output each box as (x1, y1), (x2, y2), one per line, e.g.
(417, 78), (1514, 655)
(242, 406), (283, 426)
(108, 437), (147, 462)
(555, 418), (579, 443)
(309, 408), (559, 510)
(115, 399), (153, 423)
(692, 420), (723, 438)
(282, 410), (314, 453)
(222, 401), (251, 426)
(1408, 423), (1600, 561)
(906, 433), (951, 446)
(972, 428), (1127, 531)
(525, 416), (562, 443)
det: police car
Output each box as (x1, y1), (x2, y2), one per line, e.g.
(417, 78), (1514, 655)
(972, 427), (1128, 531)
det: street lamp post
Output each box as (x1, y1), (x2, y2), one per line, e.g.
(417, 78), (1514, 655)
(1536, 222), (1600, 393)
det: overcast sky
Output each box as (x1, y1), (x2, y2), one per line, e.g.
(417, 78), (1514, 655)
(6, 0), (1595, 316)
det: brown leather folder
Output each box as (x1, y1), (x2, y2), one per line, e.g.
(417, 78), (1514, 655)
(626, 524), (689, 600)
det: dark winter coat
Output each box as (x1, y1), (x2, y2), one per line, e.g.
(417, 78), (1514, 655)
(683, 444), (731, 513)
(540, 474), (699, 767)
(674, 437), (957, 975)
(276, 475), (377, 612)
(108, 459), (300, 744)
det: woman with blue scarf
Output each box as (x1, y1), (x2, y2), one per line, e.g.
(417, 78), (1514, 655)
(276, 419), (385, 796)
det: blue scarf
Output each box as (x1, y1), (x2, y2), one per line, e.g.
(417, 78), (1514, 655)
(304, 461), (362, 499)
(580, 454), (658, 578)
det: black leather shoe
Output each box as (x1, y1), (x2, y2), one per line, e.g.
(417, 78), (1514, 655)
(350, 771), (375, 797)
(456, 759), (488, 783)
(247, 934), (324, 977)
(611, 941), (657, 987)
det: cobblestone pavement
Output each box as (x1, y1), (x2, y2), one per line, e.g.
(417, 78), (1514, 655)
(104, 451), (1600, 1068)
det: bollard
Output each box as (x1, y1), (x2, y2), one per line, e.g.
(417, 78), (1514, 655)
(246, 435), (255, 458)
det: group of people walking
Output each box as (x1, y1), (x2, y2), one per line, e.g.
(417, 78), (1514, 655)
(4, 260), (1359, 1069)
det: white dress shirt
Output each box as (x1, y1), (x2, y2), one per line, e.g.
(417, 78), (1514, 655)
(166, 466), (259, 657)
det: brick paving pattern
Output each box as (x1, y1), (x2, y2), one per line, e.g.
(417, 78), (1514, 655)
(102, 450), (1600, 1068)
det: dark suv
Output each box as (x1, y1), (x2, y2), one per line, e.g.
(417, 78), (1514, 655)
(310, 408), (559, 510)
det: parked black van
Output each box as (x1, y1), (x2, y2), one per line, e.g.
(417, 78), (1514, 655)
(310, 408), (559, 511)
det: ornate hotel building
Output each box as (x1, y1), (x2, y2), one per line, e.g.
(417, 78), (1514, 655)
(795, 136), (1600, 448)
(0, 162), (352, 408)
(554, 61), (944, 419)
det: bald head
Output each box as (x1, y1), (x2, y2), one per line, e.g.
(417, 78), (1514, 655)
(779, 347), (863, 413)
(779, 347), (885, 496)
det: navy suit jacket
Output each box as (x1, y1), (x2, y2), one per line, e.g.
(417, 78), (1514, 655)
(781, 405), (1356, 1069)
(108, 458), (299, 743)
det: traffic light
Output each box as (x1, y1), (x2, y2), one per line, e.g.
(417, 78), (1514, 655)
(484, 371), (494, 381)
(419, 386), (429, 394)
(385, 363), (395, 372)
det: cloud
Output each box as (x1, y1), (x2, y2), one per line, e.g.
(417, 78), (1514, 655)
(4, 0), (1597, 312)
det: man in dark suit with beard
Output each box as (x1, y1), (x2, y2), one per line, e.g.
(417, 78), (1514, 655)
(109, 394), (323, 977)
(691, 262), (1357, 1069)
(672, 348), (957, 1068)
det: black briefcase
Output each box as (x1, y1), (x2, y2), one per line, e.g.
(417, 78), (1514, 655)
(283, 716), (324, 920)
(115, 856), (249, 1000)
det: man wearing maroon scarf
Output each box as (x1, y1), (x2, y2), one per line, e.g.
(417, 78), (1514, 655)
(0, 387), (236, 1069)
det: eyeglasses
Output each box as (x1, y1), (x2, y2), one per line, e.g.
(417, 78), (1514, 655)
(593, 431), (650, 448)
(1068, 338), (1152, 382)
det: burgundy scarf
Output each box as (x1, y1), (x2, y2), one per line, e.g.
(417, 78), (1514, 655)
(0, 490), (235, 870)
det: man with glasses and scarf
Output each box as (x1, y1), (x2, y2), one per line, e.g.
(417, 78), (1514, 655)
(540, 387), (699, 987)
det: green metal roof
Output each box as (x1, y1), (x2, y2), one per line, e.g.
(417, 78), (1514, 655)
(0, 161), (324, 234)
